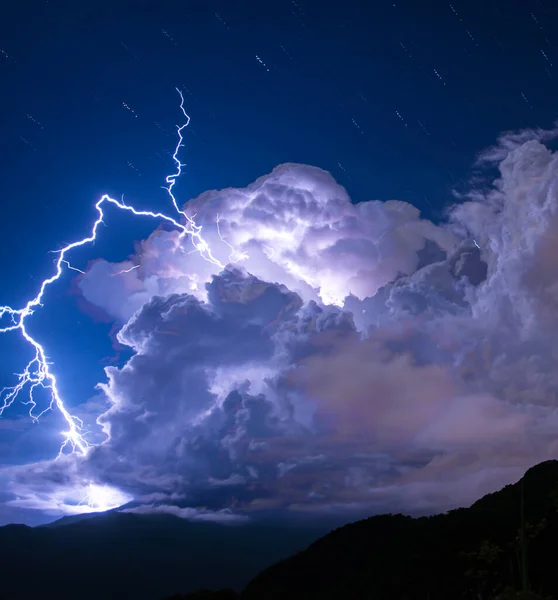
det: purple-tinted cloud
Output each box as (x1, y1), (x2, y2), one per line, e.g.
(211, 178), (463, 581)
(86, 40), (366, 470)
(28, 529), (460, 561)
(4, 125), (558, 524)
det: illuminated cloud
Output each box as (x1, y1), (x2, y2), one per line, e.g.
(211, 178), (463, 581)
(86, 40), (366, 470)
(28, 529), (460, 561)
(79, 162), (457, 315)
(122, 504), (250, 524)
(4, 124), (558, 524)
(1, 457), (132, 517)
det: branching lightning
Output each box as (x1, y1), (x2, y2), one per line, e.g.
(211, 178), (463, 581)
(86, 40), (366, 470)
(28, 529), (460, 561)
(0, 89), (229, 464)
(61, 259), (85, 274)
(216, 215), (249, 263)
(112, 264), (140, 276)
(164, 88), (225, 269)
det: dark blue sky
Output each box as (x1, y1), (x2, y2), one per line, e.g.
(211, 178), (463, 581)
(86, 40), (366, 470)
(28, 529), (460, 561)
(0, 0), (557, 515)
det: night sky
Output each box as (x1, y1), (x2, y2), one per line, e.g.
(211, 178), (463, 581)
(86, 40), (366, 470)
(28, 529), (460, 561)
(1, 0), (558, 526)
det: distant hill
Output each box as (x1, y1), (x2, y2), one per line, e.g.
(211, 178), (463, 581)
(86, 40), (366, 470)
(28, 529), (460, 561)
(2, 461), (557, 600)
(0, 511), (328, 600)
(241, 460), (558, 600)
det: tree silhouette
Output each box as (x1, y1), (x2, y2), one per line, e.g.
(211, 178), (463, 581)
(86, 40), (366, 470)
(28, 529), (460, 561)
(241, 460), (558, 600)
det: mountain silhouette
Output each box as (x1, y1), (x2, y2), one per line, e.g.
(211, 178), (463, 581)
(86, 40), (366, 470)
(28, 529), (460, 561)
(241, 460), (558, 600)
(0, 511), (327, 600)
(1, 461), (557, 600)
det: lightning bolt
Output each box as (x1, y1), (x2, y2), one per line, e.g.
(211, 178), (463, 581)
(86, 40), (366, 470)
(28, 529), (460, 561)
(0, 89), (227, 462)
(61, 259), (85, 274)
(164, 88), (224, 269)
(112, 264), (140, 276)
(0, 195), (194, 457)
(216, 215), (249, 263)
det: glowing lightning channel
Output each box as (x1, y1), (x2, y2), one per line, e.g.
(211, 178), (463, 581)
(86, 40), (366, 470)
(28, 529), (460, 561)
(164, 88), (225, 269)
(61, 259), (85, 274)
(112, 264), (140, 276)
(216, 215), (249, 263)
(0, 89), (226, 461)
(0, 196), (193, 458)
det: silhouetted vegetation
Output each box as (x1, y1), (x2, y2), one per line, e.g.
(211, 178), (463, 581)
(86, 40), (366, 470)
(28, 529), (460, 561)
(2, 461), (557, 600)
(241, 460), (558, 600)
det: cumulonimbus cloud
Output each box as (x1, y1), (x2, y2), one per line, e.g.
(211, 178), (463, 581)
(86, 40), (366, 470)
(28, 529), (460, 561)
(5, 124), (558, 523)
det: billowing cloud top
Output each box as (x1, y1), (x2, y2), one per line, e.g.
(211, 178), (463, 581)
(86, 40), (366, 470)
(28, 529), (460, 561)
(79, 162), (457, 318)
(5, 125), (558, 523)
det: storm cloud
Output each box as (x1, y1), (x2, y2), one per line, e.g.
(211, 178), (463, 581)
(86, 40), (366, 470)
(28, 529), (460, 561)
(5, 124), (558, 523)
